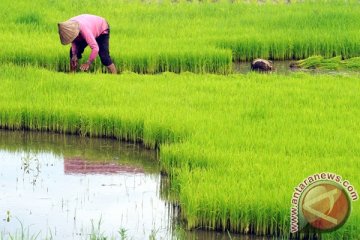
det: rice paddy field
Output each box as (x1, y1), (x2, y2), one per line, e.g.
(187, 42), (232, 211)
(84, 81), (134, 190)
(2, 0), (360, 73)
(0, 0), (360, 239)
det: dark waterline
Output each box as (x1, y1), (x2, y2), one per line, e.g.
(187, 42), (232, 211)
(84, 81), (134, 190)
(0, 130), (277, 240)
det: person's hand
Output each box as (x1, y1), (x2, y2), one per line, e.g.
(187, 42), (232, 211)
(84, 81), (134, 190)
(70, 56), (78, 72)
(80, 62), (91, 72)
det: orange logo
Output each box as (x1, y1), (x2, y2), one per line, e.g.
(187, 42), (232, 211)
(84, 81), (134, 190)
(301, 183), (351, 231)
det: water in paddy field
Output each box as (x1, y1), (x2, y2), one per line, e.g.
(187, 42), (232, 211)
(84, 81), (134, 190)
(0, 130), (170, 239)
(233, 61), (294, 74)
(233, 60), (360, 76)
(0, 130), (273, 240)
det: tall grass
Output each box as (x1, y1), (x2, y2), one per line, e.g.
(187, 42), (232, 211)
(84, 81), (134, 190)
(1, 0), (360, 73)
(0, 65), (359, 238)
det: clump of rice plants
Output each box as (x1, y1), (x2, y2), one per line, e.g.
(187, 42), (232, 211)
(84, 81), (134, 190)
(293, 56), (360, 70)
(342, 57), (360, 69)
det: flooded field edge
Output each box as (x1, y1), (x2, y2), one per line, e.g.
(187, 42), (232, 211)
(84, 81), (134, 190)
(0, 129), (273, 240)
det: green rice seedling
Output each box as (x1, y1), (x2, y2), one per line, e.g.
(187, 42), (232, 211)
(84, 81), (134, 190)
(118, 228), (128, 240)
(89, 218), (106, 240)
(6, 218), (41, 240)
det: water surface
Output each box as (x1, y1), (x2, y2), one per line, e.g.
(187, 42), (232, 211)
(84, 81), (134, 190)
(0, 130), (171, 239)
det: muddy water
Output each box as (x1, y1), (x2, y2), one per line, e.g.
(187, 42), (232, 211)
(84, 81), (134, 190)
(0, 130), (274, 240)
(233, 61), (295, 74)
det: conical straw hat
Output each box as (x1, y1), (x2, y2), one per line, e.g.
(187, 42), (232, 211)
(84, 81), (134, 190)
(58, 20), (80, 45)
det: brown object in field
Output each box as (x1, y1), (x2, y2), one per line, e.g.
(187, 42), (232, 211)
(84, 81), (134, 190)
(251, 59), (273, 71)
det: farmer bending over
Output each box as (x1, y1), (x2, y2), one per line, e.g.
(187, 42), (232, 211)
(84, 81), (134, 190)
(58, 14), (117, 74)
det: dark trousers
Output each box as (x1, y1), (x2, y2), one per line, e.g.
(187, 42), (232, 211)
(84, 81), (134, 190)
(70, 32), (113, 67)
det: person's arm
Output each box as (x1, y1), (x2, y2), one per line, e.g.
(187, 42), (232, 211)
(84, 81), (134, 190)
(70, 43), (78, 72)
(71, 43), (78, 56)
(79, 27), (99, 71)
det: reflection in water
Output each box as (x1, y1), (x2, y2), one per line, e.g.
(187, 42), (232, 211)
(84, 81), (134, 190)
(64, 157), (144, 175)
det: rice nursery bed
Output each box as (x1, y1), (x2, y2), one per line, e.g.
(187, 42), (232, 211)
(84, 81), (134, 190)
(1, 0), (360, 73)
(0, 65), (359, 239)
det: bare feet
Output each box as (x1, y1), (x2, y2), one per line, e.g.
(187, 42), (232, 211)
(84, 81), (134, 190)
(107, 63), (117, 74)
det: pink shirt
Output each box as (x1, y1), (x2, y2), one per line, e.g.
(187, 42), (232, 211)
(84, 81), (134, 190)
(70, 14), (109, 63)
